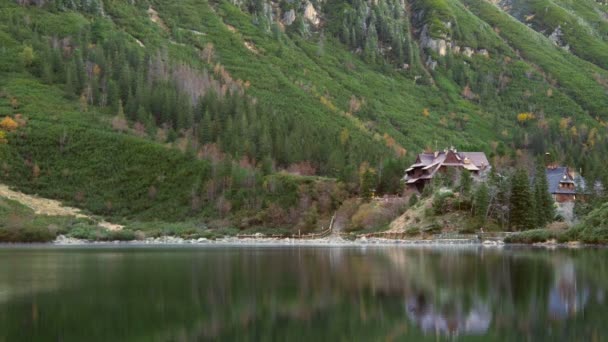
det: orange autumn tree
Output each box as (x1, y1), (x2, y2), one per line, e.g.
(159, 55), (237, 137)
(0, 116), (19, 131)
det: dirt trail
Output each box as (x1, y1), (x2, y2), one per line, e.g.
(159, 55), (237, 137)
(0, 184), (122, 231)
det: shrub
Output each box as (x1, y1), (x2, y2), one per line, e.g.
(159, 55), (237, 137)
(351, 203), (389, 230)
(432, 191), (454, 215)
(565, 203), (608, 244)
(0, 226), (55, 242)
(68, 226), (136, 241)
(423, 221), (442, 234)
(504, 229), (556, 244)
(408, 194), (418, 207)
(405, 226), (420, 236)
(103, 229), (136, 241)
(350, 198), (406, 231)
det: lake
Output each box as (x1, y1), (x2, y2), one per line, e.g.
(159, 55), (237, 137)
(0, 245), (606, 341)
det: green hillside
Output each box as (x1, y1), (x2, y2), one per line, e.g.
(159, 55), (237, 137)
(0, 0), (607, 235)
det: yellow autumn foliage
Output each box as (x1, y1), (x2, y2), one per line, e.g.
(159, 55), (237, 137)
(319, 96), (337, 112)
(383, 133), (395, 148)
(559, 117), (572, 131)
(0, 116), (18, 131)
(93, 64), (102, 77)
(516, 112), (535, 123)
(339, 128), (350, 145)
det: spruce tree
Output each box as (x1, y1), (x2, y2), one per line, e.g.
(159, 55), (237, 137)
(360, 168), (377, 200)
(509, 168), (536, 231)
(533, 161), (555, 227)
(458, 170), (473, 197)
(474, 183), (490, 223)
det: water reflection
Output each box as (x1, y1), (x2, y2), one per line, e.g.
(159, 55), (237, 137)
(406, 295), (491, 336)
(0, 246), (607, 341)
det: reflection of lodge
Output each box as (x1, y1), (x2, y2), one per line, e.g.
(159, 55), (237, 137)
(406, 295), (491, 336)
(549, 262), (590, 320)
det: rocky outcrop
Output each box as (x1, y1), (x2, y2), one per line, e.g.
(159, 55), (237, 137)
(420, 24), (450, 57)
(303, 2), (320, 26)
(548, 25), (570, 50)
(425, 56), (438, 70)
(283, 9), (296, 26)
(420, 24), (489, 59)
(486, 0), (513, 12)
(463, 46), (474, 57)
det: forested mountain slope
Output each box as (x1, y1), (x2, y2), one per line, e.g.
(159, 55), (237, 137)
(0, 0), (607, 230)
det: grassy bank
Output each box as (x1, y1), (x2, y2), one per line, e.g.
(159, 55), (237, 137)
(0, 196), (100, 242)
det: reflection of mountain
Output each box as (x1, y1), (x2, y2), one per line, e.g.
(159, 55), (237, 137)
(0, 247), (608, 341)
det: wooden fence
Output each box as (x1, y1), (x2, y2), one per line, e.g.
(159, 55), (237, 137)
(355, 231), (513, 241)
(236, 226), (333, 240)
(237, 214), (336, 240)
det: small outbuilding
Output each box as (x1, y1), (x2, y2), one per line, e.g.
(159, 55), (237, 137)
(545, 166), (593, 203)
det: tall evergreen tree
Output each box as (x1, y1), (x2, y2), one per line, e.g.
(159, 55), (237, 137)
(458, 170), (473, 197)
(360, 167), (377, 200)
(474, 182), (490, 223)
(509, 168), (536, 231)
(533, 160), (555, 227)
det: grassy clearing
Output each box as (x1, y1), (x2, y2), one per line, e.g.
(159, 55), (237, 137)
(0, 196), (100, 242)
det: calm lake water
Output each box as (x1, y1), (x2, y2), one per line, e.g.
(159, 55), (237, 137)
(0, 245), (606, 341)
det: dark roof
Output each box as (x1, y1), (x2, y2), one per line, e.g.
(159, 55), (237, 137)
(460, 152), (490, 168)
(412, 150), (489, 169)
(546, 167), (577, 195)
(404, 149), (490, 184)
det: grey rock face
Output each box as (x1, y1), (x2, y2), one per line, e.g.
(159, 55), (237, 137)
(283, 9), (296, 26)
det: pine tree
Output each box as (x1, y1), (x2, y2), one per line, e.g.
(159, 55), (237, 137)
(20, 45), (35, 68)
(458, 170), (473, 197)
(64, 62), (76, 96)
(360, 167), (377, 200)
(533, 160), (555, 227)
(364, 23), (379, 63)
(474, 183), (490, 223)
(509, 168), (536, 231)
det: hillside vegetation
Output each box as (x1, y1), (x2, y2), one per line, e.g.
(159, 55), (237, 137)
(0, 0), (607, 236)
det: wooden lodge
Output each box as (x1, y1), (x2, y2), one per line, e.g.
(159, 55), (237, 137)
(403, 147), (490, 191)
(546, 166), (580, 203)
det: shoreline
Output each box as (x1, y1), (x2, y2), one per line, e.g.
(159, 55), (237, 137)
(0, 235), (595, 248)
